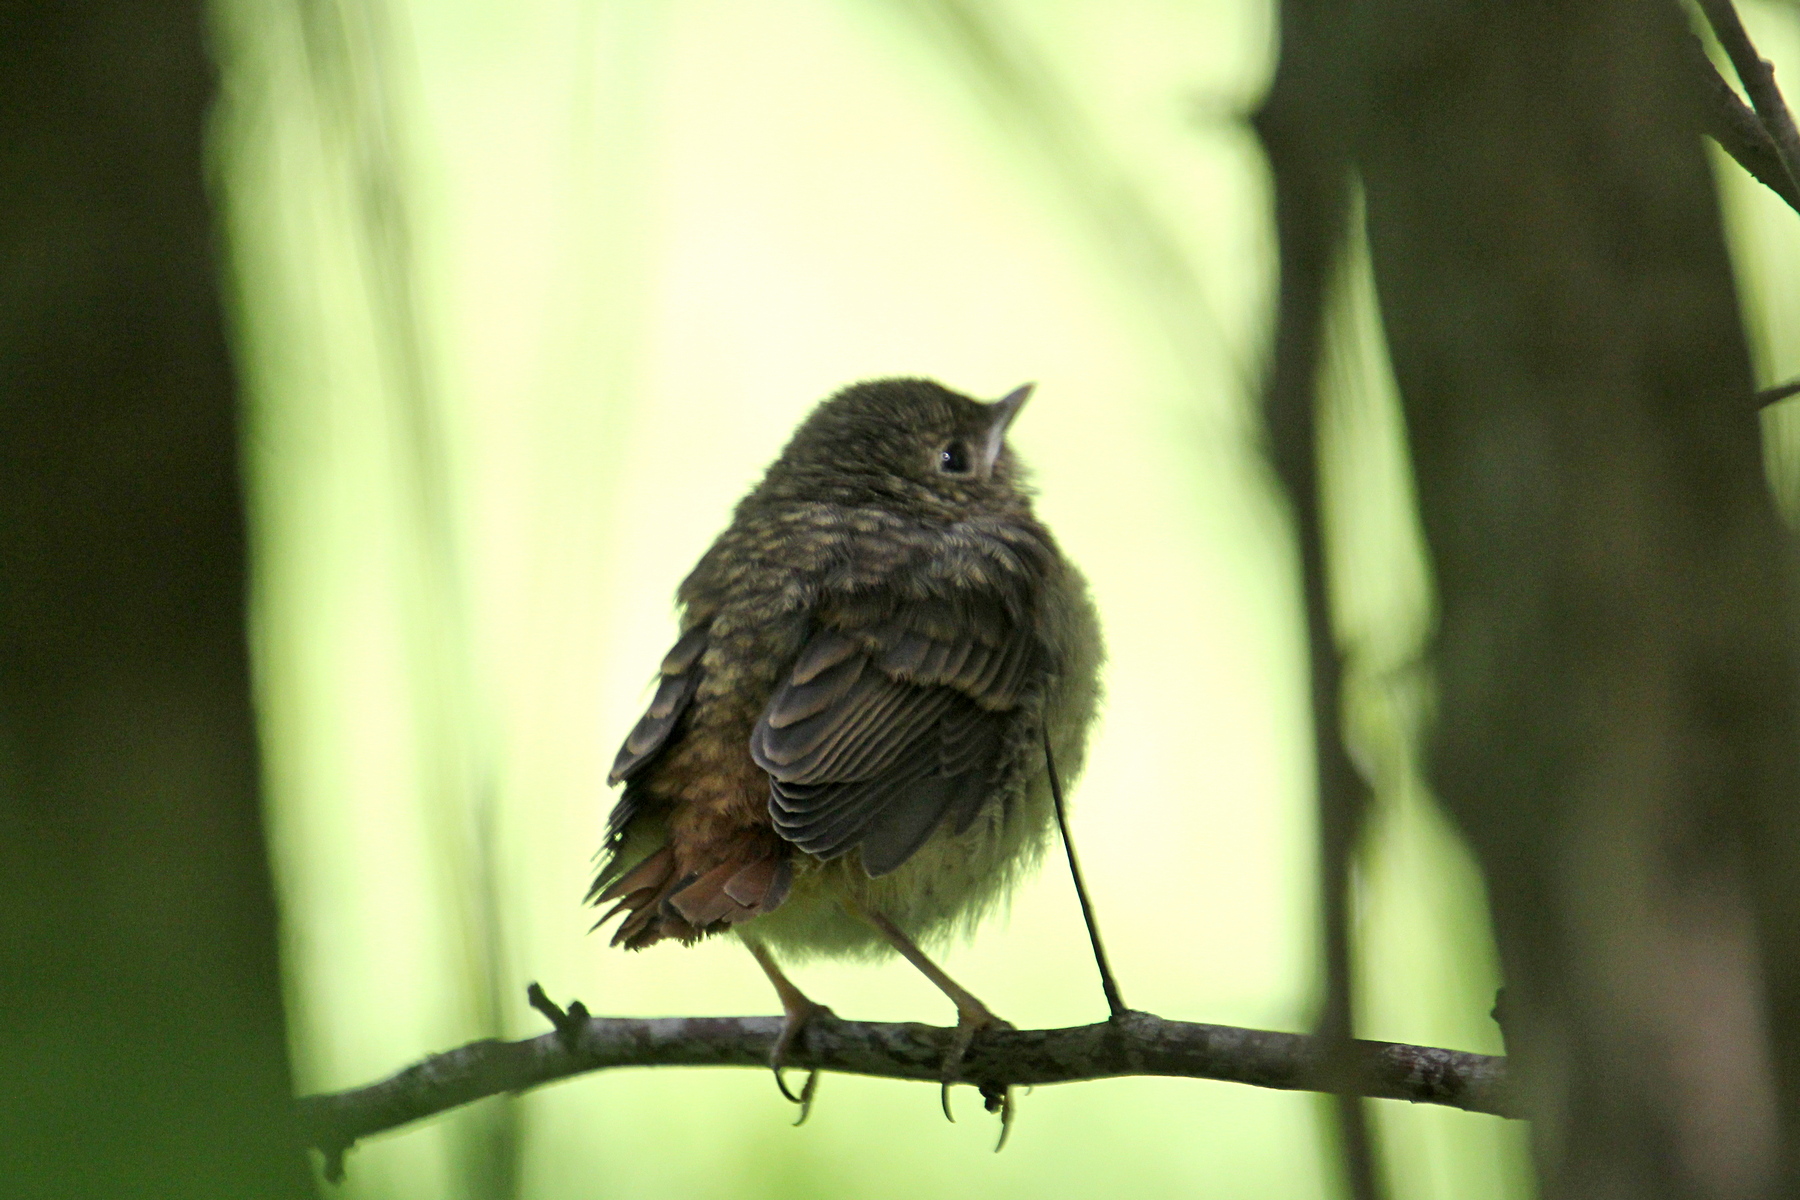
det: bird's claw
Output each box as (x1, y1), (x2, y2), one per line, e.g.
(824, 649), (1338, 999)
(773, 1064), (821, 1124)
(939, 1008), (1013, 1131)
(982, 1082), (1014, 1151)
(770, 1000), (832, 1125)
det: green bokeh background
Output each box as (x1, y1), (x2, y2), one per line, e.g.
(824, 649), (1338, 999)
(209, 1), (1800, 1196)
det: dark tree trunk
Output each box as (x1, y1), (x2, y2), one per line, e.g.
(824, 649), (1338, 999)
(1260, 0), (1800, 1196)
(0, 2), (311, 1196)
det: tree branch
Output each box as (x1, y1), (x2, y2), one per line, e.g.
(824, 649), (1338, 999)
(296, 993), (1517, 1183)
(1688, 30), (1800, 215)
(1699, 0), (1800, 206)
(1758, 378), (1800, 408)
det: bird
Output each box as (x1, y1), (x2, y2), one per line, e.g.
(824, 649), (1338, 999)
(588, 377), (1103, 1130)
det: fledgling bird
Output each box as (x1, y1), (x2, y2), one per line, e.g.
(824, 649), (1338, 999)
(589, 377), (1102, 1127)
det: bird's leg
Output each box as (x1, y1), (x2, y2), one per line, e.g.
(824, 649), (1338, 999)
(852, 905), (1014, 1141)
(742, 936), (829, 1124)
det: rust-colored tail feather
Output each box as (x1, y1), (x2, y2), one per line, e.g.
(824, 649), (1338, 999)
(589, 837), (792, 950)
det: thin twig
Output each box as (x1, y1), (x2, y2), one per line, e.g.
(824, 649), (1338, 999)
(524, 982), (589, 1051)
(1686, 30), (1800, 213)
(1043, 726), (1126, 1018)
(1758, 378), (1800, 408)
(1699, 0), (1800, 201)
(295, 995), (1518, 1182)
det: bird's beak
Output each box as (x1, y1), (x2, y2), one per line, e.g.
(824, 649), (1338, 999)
(980, 383), (1033, 476)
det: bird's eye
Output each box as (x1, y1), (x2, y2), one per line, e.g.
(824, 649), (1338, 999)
(938, 440), (972, 475)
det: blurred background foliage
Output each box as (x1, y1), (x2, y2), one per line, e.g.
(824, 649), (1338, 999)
(206, 0), (1798, 1197)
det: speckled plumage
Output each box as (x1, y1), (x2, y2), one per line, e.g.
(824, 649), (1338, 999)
(590, 378), (1102, 964)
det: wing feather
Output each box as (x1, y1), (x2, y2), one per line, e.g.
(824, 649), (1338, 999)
(594, 624), (710, 892)
(609, 624), (709, 787)
(754, 591), (1039, 876)
(762, 651), (866, 730)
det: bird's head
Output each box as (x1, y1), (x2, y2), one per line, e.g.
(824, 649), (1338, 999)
(756, 378), (1036, 520)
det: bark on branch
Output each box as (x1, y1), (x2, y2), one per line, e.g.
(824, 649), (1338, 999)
(1690, 31), (1800, 214)
(296, 992), (1516, 1182)
(1682, 0), (1800, 218)
(1699, 0), (1800, 205)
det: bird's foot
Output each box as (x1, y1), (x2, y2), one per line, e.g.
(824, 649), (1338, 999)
(982, 1081), (1015, 1151)
(770, 994), (832, 1125)
(939, 998), (1014, 1144)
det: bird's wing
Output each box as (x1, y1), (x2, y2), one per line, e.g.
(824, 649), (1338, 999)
(592, 623), (709, 888)
(609, 623), (709, 786)
(751, 591), (1040, 876)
